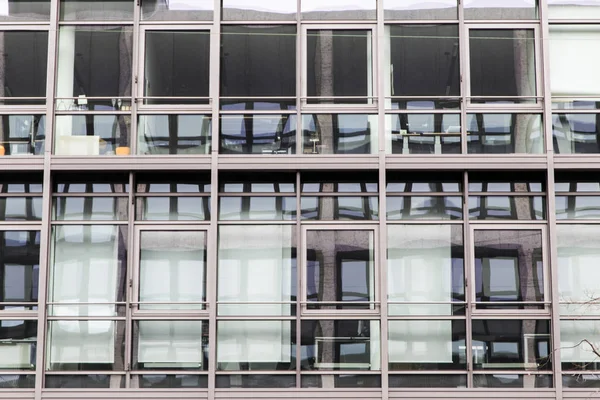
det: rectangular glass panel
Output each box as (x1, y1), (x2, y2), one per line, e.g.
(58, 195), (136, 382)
(464, 0), (538, 19)
(223, 0), (296, 20)
(474, 230), (544, 308)
(54, 176), (128, 193)
(302, 114), (377, 154)
(386, 179), (461, 193)
(221, 26), (296, 98)
(220, 114), (296, 154)
(469, 196), (546, 220)
(302, 179), (378, 193)
(387, 225), (464, 315)
(133, 321), (207, 369)
(45, 375), (125, 388)
(54, 115), (131, 156)
(0, 320), (37, 369)
(387, 25), (460, 97)
(387, 196), (462, 220)
(301, 196), (378, 220)
(219, 196), (295, 220)
(142, 0), (213, 20)
(0, 33), (47, 103)
(301, 374), (381, 388)
(1, 231), (40, 303)
(306, 230), (374, 309)
(553, 113), (600, 154)
(301, 0), (376, 20)
(472, 320), (550, 370)
(561, 320), (600, 370)
(467, 114), (543, 154)
(473, 374), (552, 388)
(46, 320), (124, 371)
(139, 231), (206, 310)
(387, 114), (461, 154)
(138, 115), (211, 155)
(49, 225), (127, 316)
(134, 374), (208, 388)
(218, 225), (295, 316)
(301, 320), (380, 370)
(216, 374), (295, 388)
(0, 1), (50, 21)
(60, 0), (134, 20)
(52, 197), (128, 221)
(56, 26), (133, 101)
(384, 0), (457, 19)
(144, 31), (209, 104)
(468, 179), (544, 193)
(388, 320), (466, 369)
(0, 375), (35, 388)
(136, 197), (210, 221)
(307, 30), (372, 103)
(389, 374), (466, 388)
(556, 195), (600, 219)
(217, 320), (294, 370)
(0, 115), (46, 156)
(0, 198), (42, 221)
(469, 30), (536, 102)
(137, 176), (210, 193)
(563, 374), (600, 388)
(548, 0), (600, 19)
(556, 225), (600, 315)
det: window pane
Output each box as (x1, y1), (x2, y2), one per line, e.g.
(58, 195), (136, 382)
(557, 225), (600, 315)
(301, 0), (375, 20)
(54, 175), (128, 193)
(0, 320), (36, 370)
(469, 30), (536, 102)
(0, 375), (35, 388)
(223, 0), (296, 20)
(548, 0), (600, 19)
(0, 198), (42, 221)
(388, 320), (466, 369)
(220, 114), (296, 155)
(387, 113), (461, 155)
(561, 320), (600, 370)
(389, 374), (466, 388)
(302, 374), (381, 388)
(138, 115), (211, 155)
(217, 320), (294, 370)
(133, 321), (208, 370)
(0, 115), (46, 156)
(387, 225), (464, 315)
(306, 230), (374, 310)
(473, 374), (552, 388)
(464, 0), (538, 19)
(142, 0), (213, 20)
(472, 320), (550, 370)
(49, 225), (127, 316)
(556, 195), (600, 219)
(553, 113), (600, 154)
(301, 320), (380, 371)
(60, 0), (134, 20)
(563, 374), (600, 388)
(221, 26), (296, 98)
(139, 231), (206, 310)
(136, 197), (210, 221)
(133, 374), (207, 388)
(384, 0), (457, 19)
(467, 114), (543, 154)
(387, 25), (459, 97)
(387, 196), (462, 220)
(1, 231), (40, 303)
(469, 196), (546, 220)
(307, 30), (372, 103)
(219, 196), (296, 220)
(216, 374), (295, 388)
(52, 197), (128, 221)
(56, 26), (133, 100)
(218, 225), (295, 316)
(54, 115), (131, 156)
(46, 320), (125, 371)
(0, 1), (50, 21)
(474, 230), (544, 309)
(45, 374), (125, 388)
(144, 31), (209, 104)
(302, 114), (377, 155)
(300, 196), (378, 220)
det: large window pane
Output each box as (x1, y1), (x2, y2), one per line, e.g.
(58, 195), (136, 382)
(0, 1), (50, 21)
(0, 320), (37, 369)
(560, 320), (600, 370)
(142, 0), (213, 20)
(387, 225), (464, 316)
(54, 115), (131, 156)
(384, 0), (457, 19)
(133, 321), (208, 370)
(45, 374), (124, 388)
(548, 0), (600, 19)
(144, 31), (209, 104)
(220, 114), (296, 154)
(221, 26), (295, 98)
(301, 320), (380, 371)
(306, 230), (374, 310)
(139, 231), (206, 310)
(464, 0), (538, 19)
(49, 225), (127, 316)
(469, 29), (536, 103)
(138, 115), (211, 155)
(474, 230), (544, 309)
(216, 374), (295, 388)
(217, 320), (294, 370)
(387, 113), (461, 154)
(307, 30), (372, 103)
(553, 113), (600, 154)
(218, 225), (295, 316)
(302, 374), (381, 388)
(60, 0), (133, 21)
(302, 114), (377, 154)
(301, 0), (375, 20)
(388, 320), (466, 370)
(467, 114), (543, 154)
(0, 231), (40, 305)
(0, 115), (46, 156)
(223, 0), (296, 20)
(387, 25), (459, 97)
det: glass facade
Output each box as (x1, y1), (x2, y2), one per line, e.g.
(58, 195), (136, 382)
(0, 1), (596, 399)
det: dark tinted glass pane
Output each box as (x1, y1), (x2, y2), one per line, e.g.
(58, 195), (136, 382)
(467, 114), (543, 154)
(0, 375), (35, 388)
(221, 26), (296, 98)
(0, 32), (48, 101)
(0, 320), (37, 369)
(0, 115), (46, 156)
(137, 374), (208, 388)
(389, 374), (466, 388)
(389, 25), (459, 96)
(563, 374), (600, 388)
(216, 374), (295, 388)
(45, 375), (125, 388)
(553, 114), (600, 154)
(473, 374), (552, 388)
(1, 231), (40, 303)
(301, 374), (381, 388)
(220, 114), (296, 155)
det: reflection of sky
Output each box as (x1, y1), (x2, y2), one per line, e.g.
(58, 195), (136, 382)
(302, 0), (375, 12)
(463, 0), (536, 7)
(384, 0), (456, 10)
(223, 0), (296, 13)
(166, 0), (213, 11)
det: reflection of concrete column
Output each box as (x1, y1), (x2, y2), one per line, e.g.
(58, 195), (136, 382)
(319, 182), (335, 388)
(315, 31), (334, 153)
(117, 30), (132, 147)
(513, 31), (535, 153)
(55, 27), (75, 145)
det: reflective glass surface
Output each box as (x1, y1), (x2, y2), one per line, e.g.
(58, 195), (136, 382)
(142, 0), (213, 20)
(52, 197), (128, 221)
(134, 374), (208, 388)
(563, 374), (600, 388)
(387, 114), (461, 154)
(137, 176), (210, 193)
(0, 115), (46, 156)
(561, 320), (600, 370)
(216, 374), (295, 388)
(301, 196), (378, 220)
(556, 196), (600, 219)
(306, 230), (374, 309)
(0, 198), (42, 221)
(0, 231), (40, 305)
(384, 0), (457, 20)
(389, 374), (466, 388)
(0, 375), (35, 388)
(0, 320), (37, 369)
(45, 375), (125, 388)
(469, 196), (546, 220)
(0, 1), (50, 21)
(220, 114), (296, 154)
(301, 374), (381, 388)
(54, 176), (128, 193)
(223, 0), (297, 20)
(301, 0), (376, 20)
(548, 0), (600, 19)
(138, 115), (211, 155)
(474, 230), (544, 309)
(302, 114), (377, 154)
(387, 196), (462, 220)
(467, 114), (543, 154)
(464, 0), (538, 19)
(139, 231), (206, 310)
(136, 197), (210, 221)
(60, 0), (134, 21)
(219, 196), (296, 220)
(473, 374), (552, 388)
(301, 320), (380, 371)
(54, 115), (131, 156)
(553, 114), (600, 154)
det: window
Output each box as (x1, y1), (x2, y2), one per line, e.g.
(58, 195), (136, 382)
(222, 0), (297, 21)
(383, 0), (457, 20)
(386, 113), (461, 155)
(60, 0), (134, 21)
(301, 114), (377, 155)
(466, 113), (543, 154)
(463, 0), (538, 20)
(301, 0), (376, 20)
(142, 0), (213, 21)
(138, 114), (211, 155)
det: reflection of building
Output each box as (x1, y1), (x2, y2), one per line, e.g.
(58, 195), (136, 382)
(1, 0), (600, 399)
